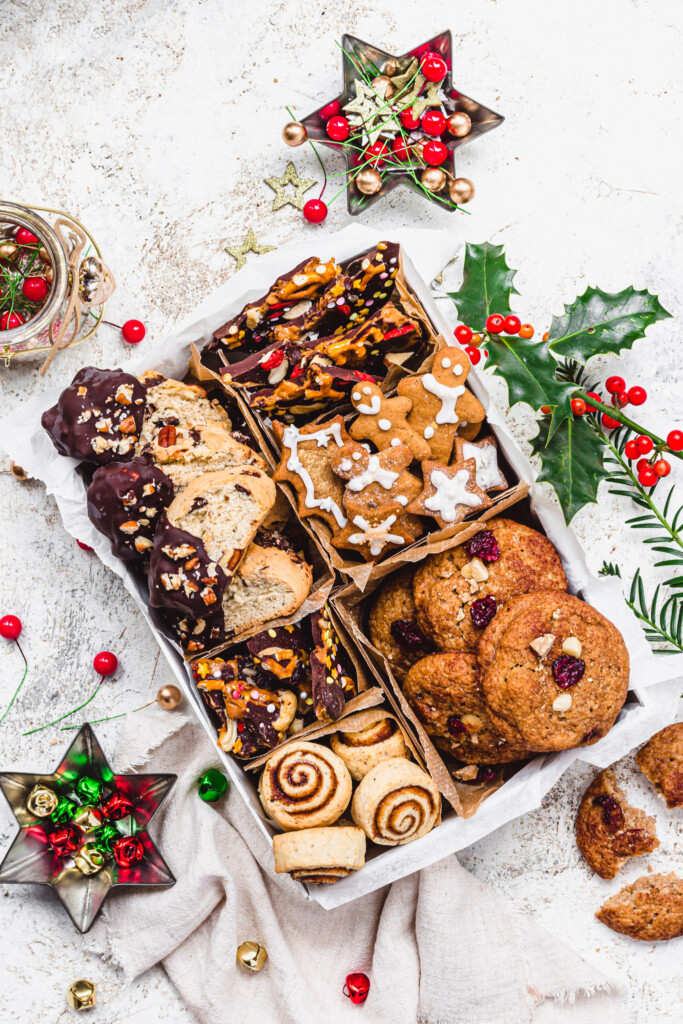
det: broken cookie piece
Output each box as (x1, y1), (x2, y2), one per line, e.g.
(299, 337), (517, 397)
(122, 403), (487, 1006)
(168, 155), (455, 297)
(575, 768), (658, 879)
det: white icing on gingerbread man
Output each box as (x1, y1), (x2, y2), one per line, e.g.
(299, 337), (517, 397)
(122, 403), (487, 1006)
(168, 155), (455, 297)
(349, 381), (431, 460)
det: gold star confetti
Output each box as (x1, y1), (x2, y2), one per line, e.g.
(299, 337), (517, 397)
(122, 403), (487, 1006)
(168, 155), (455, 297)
(225, 228), (277, 271)
(264, 161), (316, 211)
(343, 79), (400, 146)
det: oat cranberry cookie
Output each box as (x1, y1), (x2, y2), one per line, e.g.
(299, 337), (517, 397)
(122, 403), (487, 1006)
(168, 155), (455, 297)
(273, 826), (366, 884)
(636, 723), (683, 808)
(403, 653), (532, 764)
(87, 455), (174, 560)
(368, 567), (431, 681)
(413, 518), (567, 652)
(575, 769), (659, 879)
(596, 873), (683, 941)
(479, 590), (630, 751)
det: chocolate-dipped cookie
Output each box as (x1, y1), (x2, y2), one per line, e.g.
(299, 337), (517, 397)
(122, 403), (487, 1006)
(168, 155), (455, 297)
(87, 456), (174, 560)
(148, 512), (228, 616)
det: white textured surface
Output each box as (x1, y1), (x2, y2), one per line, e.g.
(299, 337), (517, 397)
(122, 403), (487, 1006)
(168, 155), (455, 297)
(0, 1), (682, 1021)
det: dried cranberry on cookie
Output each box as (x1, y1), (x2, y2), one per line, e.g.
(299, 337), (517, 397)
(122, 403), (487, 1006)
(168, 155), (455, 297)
(368, 567), (431, 681)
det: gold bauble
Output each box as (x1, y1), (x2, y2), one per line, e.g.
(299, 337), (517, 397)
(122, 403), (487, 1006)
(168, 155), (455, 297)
(38, 246), (49, 261)
(45, 266), (54, 283)
(67, 979), (97, 1011)
(236, 940), (268, 972)
(0, 243), (17, 259)
(447, 111), (472, 138)
(449, 177), (476, 204)
(26, 784), (58, 818)
(370, 74), (394, 99)
(356, 168), (383, 196)
(157, 684), (182, 710)
(282, 121), (307, 147)
(421, 167), (447, 192)
(411, 137), (428, 161)
(383, 57), (399, 76)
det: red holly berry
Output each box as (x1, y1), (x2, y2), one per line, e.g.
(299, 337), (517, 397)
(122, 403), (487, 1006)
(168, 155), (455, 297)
(637, 435), (654, 455)
(540, 405), (551, 415)
(15, 227), (39, 245)
(639, 467), (657, 487)
(503, 315), (521, 335)
(465, 345), (481, 365)
(364, 140), (390, 167)
(571, 398), (586, 416)
(420, 52), (448, 82)
(391, 137), (410, 161)
(399, 108), (420, 131)
(653, 459), (671, 478)
(94, 651), (118, 676)
(624, 440), (640, 460)
(0, 311), (24, 330)
(303, 199), (328, 223)
(636, 458), (650, 472)
(76, 540), (93, 552)
(422, 140), (448, 166)
(605, 375), (625, 394)
(0, 615), (22, 640)
(667, 429), (683, 452)
(519, 324), (535, 339)
(486, 314), (505, 334)
(627, 386), (647, 406)
(326, 115), (350, 141)
(602, 413), (621, 429)
(122, 320), (146, 344)
(585, 391), (602, 404)
(455, 324), (473, 344)
(421, 110), (447, 136)
(22, 277), (49, 302)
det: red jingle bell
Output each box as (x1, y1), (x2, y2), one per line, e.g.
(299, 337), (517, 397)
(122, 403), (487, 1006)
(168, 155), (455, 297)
(112, 835), (145, 868)
(0, 614), (22, 640)
(101, 791), (135, 821)
(326, 115), (350, 141)
(303, 199), (328, 224)
(420, 52), (448, 82)
(48, 825), (84, 857)
(422, 140), (448, 166)
(421, 109), (447, 136)
(344, 972), (370, 1005)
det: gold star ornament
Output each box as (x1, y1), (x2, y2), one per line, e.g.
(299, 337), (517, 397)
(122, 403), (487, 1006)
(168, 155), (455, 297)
(225, 228), (277, 271)
(264, 161), (316, 211)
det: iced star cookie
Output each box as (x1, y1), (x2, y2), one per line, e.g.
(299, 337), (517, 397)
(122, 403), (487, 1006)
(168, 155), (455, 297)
(406, 458), (491, 529)
(348, 382), (431, 461)
(454, 435), (508, 493)
(332, 500), (423, 562)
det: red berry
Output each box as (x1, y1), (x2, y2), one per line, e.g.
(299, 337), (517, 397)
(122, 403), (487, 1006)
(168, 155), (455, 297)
(519, 324), (534, 339)
(636, 458), (650, 472)
(325, 115), (350, 141)
(94, 651), (118, 676)
(420, 52), (448, 82)
(421, 109), (447, 136)
(571, 398), (586, 416)
(540, 405), (551, 415)
(15, 227), (39, 245)
(364, 140), (390, 167)
(602, 413), (621, 429)
(465, 345), (481, 365)
(654, 459), (671, 478)
(639, 468), (657, 487)
(627, 386), (647, 406)
(0, 311), (24, 330)
(611, 390), (628, 408)
(624, 440), (640, 460)
(77, 540), (93, 551)
(503, 315), (521, 334)
(303, 199), (328, 224)
(0, 615), (22, 640)
(319, 99), (341, 120)
(22, 277), (49, 302)
(455, 324), (473, 344)
(667, 429), (683, 452)
(605, 375), (625, 394)
(422, 140), (448, 166)
(399, 108), (420, 131)
(121, 319), (146, 344)
(486, 314), (506, 334)
(391, 137), (410, 161)
(585, 391), (602, 404)
(637, 435), (654, 455)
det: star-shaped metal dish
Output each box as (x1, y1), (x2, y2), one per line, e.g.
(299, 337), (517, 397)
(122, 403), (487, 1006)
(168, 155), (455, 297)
(0, 724), (176, 932)
(300, 30), (503, 214)
(264, 161), (316, 211)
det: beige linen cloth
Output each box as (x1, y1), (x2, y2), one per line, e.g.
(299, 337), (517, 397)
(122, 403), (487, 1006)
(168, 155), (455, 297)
(87, 708), (626, 1024)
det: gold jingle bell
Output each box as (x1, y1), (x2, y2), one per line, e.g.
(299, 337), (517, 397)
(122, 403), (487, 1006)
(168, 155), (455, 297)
(449, 177), (476, 204)
(447, 111), (472, 138)
(282, 121), (307, 147)
(74, 843), (107, 876)
(157, 684), (182, 710)
(421, 167), (448, 193)
(26, 784), (58, 818)
(72, 805), (103, 833)
(67, 979), (96, 1011)
(356, 168), (383, 196)
(236, 940), (268, 972)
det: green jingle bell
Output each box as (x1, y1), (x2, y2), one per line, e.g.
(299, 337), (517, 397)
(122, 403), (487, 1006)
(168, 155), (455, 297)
(93, 823), (120, 854)
(75, 775), (104, 803)
(51, 795), (76, 825)
(197, 768), (229, 803)
(74, 842), (106, 876)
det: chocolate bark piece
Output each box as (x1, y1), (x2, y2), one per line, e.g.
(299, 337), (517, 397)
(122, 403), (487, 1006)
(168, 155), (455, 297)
(148, 512), (228, 616)
(42, 366), (146, 464)
(310, 605), (357, 722)
(87, 456), (174, 561)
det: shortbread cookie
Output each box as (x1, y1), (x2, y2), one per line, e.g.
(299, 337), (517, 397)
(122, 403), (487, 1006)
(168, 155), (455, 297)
(330, 441), (421, 511)
(332, 500), (423, 561)
(403, 653), (532, 764)
(137, 373), (230, 441)
(596, 873), (683, 941)
(479, 590), (630, 751)
(87, 455), (174, 560)
(330, 718), (409, 780)
(454, 435), (508, 493)
(406, 458), (491, 528)
(259, 742), (353, 830)
(42, 366), (146, 464)
(413, 519), (567, 652)
(397, 347), (485, 462)
(575, 769), (658, 879)
(348, 382), (431, 460)
(273, 416), (351, 530)
(368, 567), (430, 681)
(636, 723), (683, 808)
(351, 757), (440, 846)
(273, 825), (366, 884)
(220, 538), (312, 637)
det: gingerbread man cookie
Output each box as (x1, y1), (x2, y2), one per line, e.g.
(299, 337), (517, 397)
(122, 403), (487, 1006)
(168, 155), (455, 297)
(397, 348), (486, 462)
(348, 382), (431, 461)
(407, 458), (492, 529)
(273, 416), (351, 530)
(332, 499), (423, 561)
(330, 442), (422, 511)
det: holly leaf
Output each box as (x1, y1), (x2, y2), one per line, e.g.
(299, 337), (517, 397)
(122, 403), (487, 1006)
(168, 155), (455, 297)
(448, 242), (519, 329)
(548, 285), (671, 362)
(530, 414), (611, 522)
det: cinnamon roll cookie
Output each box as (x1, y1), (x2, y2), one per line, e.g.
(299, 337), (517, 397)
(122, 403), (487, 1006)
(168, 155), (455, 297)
(259, 742), (352, 830)
(330, 718), (408, 781)
(273, 826), (366, 884)
(351, 757), (440, 846)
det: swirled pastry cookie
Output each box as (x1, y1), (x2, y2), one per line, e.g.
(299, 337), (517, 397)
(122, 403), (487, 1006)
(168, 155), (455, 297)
(330, 718), (408, 781)
(351, 757), (440, 846)
(273, 826), (366, 884)
(259, 742), (352, 830)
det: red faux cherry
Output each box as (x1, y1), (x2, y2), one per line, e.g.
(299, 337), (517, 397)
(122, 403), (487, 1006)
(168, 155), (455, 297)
(639, 468), (657, 487)
(399, 108), (420, 131)
(627, 385), (647, 406)
(624, 439), (640, 460)
(486, 314), (506, 334)
(319, 99), (341, 120)
(503, 315), (521, 335)
(422, 140), (448, 166)
(22, 277), (49, 302)
(326, 115), (350, 141)
(391, 137), (410, 161)
(364, 140), (390, 167)
(0, 311), (24, 330)
(637, 435), (654, 455)
(343, 972), (370, 1005)
(602, 413), (621, 429)
(455, 324), (473, 344)
(303, 199), (328, 224)
(77, 540), (93, 552)
(571, 398), (586, 416)
(15, 227), (39, 245)
(421, 110), (447, 136)
(654, 459), (671, 477)
(94, 651), (118, 676)
(666, 429), (683, 452)
(465, 345), (481, 365)
(420, 52), (448, 82)
(605, 375), (625, 394)
(122, 319), (146, 344)
(0, 615), (22, 640)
